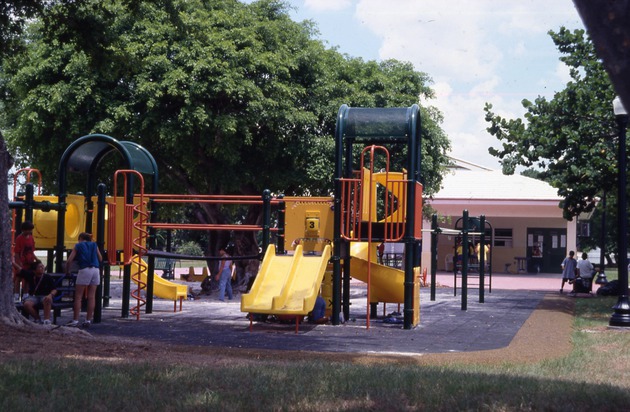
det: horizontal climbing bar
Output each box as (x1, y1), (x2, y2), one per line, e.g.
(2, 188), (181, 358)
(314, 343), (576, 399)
(143, 223), (279, 232)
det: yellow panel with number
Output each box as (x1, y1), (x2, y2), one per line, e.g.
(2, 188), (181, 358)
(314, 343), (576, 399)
(305, 211), (320, 237)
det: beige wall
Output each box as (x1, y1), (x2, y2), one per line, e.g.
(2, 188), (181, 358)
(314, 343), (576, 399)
(421, 209), (576, 275)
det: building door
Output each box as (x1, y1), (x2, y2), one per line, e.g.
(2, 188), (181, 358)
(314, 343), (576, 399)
(526, 228), (566, 273)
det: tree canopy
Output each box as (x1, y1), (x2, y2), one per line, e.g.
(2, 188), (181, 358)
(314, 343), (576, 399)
(1, 0), (450, 206)
(485, 28), (618, 221)
(0, 0), (451, 267)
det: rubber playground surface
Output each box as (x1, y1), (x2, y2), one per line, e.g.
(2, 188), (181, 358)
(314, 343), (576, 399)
(83, 270), (580, 356)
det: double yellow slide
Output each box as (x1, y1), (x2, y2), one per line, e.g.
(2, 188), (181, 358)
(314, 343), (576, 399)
(241, 241), (405, 319)
(241, 244), (331, 315)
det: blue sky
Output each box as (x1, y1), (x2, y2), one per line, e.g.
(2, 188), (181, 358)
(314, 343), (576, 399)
(283, 0), (585, 169)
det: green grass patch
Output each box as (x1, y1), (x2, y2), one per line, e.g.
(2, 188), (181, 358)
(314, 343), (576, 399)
(2, 295), (630, 410)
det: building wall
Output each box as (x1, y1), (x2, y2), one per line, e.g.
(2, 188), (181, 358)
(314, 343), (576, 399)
(422, 213), (576, 275)
(420, 166), (577, 276)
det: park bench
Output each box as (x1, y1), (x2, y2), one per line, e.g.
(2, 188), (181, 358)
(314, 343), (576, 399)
(181, 266), (209, 282)
(15, 273), (76, 324)
(155, 257), (176, 279)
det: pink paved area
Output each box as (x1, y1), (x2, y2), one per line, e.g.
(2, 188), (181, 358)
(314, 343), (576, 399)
(168, 267), (568, 292)
(432, 270), (568, 292)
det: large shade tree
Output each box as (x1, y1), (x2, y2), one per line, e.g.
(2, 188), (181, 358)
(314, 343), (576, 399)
(0, 133), (19, 324)
(1, 0), (450, 282)
(485, 27), (621, 254)
(0, 0), (50, 325)
(486, 29), (619, 210)
(3, 1), (449, 198)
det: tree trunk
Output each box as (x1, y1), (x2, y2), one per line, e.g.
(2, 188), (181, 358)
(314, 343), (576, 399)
(573, 0), (630, 110)
(232, 230), (261, 293)
(0, 131), (27, 325)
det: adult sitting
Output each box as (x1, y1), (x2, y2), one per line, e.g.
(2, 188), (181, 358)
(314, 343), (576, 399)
(576, 252), (594, 279)
(573, 252), (595, 294)
(22, 260), (58, 325)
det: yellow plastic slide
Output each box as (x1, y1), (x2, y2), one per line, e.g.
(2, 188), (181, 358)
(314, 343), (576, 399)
(241, 244), (331, 315)
(350, 242), (405, 303)
(131, 259), (188, 309)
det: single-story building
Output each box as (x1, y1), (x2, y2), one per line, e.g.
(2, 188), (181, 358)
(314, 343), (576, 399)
(422, 159), (580, 275)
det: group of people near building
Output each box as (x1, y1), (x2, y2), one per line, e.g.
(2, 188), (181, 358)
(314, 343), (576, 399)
(453, 237), (491, 274)
(560, 250), (595, 295)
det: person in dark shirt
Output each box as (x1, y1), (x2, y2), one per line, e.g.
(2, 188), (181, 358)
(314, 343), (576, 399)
(214, 247), (233, 302)
(560, 250), (577, 293)
(65, 232), (102, 328)
(22, 260), (58, 325)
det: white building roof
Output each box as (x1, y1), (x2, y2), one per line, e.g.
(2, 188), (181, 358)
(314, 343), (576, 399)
(434, 169), (561, 201)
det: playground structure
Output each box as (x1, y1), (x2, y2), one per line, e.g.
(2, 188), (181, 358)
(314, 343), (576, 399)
(241, 105), (424, 330)
(451, 213), (494, 296)
(9, 135), (186, 321)
(427, 211), (494, 312)
(241, 243), (332, 332)
(332, 105), (424, 329)
(10, 104), (426, 330)
(239, 190), (417, 331)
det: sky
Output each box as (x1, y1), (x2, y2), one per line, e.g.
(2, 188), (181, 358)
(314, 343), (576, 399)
(284, 0), (585, 170)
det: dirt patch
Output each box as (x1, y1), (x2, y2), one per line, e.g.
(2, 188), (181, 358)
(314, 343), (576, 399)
(408, 293), (575, 365)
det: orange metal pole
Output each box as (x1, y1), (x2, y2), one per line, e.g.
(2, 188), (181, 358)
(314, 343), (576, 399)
(147, 194), (263, 200)
(143, 223), (275, 231)
(359, 145), (391, 329)
(149, 199), (266, 205)
(114, 170), (149, 320)
(107, 202), (117, 265)
(11, 168), (43, 249)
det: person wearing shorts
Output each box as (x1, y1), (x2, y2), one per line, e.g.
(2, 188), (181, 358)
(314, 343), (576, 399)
(22, 261), (58, 324)
(65, 232), (102, 327)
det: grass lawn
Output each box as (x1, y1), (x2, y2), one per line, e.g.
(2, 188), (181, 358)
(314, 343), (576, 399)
(2, 293), (630, 411)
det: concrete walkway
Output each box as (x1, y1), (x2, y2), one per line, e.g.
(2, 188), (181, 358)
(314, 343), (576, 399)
(83, 269), (586, 355)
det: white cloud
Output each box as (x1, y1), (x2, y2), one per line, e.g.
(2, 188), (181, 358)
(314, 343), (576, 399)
(498, 2), (581, 34)
(291, 0), (583, 169)
(512, 41), (527, 58)
(554, 61), (572, 85)
(430, 78), (520, 168)
(303, 0), (353, 12)
(430, 81), (453, 101)
(356, 0), (506, 83)
(349, 0), (582, 168)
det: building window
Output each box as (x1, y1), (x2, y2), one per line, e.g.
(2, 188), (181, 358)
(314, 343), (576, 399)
(577, 221), (590, 237)
(493, 229), (513, 247)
